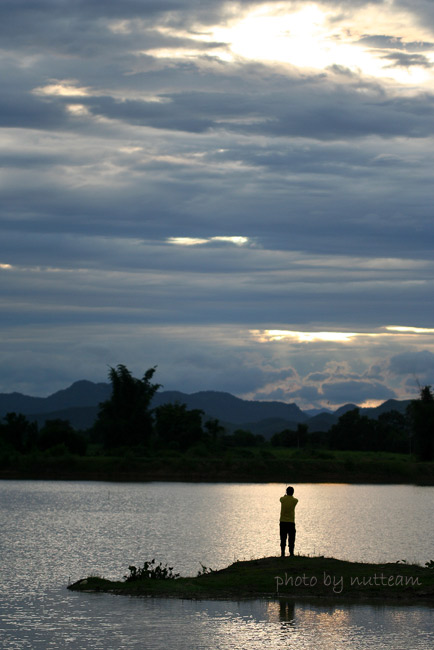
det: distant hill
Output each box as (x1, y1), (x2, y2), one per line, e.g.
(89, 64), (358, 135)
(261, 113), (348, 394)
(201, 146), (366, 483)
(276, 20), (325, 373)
(0, 380), (110, 416)
(334, 403), (359, 417)
(229, 418), (301, 437)
(361, 399), (411, 418)
(305, 411), (339, 432)
(152, 390), (307, 425)
(304, 408), (333, 417)
(0, 381), (413, 436)
(27, 406), (100, 430)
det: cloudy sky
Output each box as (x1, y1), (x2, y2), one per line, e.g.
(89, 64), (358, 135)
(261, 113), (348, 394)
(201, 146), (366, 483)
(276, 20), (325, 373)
(1, 0), (434, 409)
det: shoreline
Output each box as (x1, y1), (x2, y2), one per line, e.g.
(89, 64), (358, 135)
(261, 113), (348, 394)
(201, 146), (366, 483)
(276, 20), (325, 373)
(1, 455), (434, 484)
(68, 556), (434, 604)
(1, 470), (433, 485)
(1, 471), (433, 485)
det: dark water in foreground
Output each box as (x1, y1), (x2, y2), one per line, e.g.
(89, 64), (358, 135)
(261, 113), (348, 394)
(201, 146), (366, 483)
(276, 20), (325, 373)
(0, 481), (433, 649)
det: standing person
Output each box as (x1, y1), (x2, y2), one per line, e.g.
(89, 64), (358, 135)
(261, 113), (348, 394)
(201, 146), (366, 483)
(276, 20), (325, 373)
(280, 486), (298, 557)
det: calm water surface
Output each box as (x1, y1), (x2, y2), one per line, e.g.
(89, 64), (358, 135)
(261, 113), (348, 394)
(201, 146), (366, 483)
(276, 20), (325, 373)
(0, 481), (433, 649)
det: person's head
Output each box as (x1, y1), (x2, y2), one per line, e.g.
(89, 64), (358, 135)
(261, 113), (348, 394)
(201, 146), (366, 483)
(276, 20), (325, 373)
(286, 486), (294, 496)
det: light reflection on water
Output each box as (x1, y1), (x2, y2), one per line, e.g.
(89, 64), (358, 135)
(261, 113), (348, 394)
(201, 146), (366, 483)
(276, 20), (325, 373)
(0, 480), (433, 649)
(2, 591), (433, 650)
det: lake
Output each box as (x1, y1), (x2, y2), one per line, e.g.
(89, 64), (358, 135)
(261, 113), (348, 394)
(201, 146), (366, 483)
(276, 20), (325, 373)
(0, 481), (433, 648)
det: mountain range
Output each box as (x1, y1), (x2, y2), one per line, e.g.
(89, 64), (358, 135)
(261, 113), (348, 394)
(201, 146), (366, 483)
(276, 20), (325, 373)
(0, 380), (411, 437)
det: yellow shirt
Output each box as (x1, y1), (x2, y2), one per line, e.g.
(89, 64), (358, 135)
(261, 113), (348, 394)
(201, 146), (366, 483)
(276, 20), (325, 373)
(280, 495), (298, 522)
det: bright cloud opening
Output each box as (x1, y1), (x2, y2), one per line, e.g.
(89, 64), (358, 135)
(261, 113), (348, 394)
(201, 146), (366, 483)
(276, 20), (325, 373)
(251, 326), (434, 344)
(167, 236), (249, 246)
(251, 329), (363, 343)
(66, 104), (90, 116)
(386, 326), (434, 334)
(167, 237), (209, 246)
(33, 80), (90, 97)
(124, 3), (434, 85)
(205, 2), (434, 85)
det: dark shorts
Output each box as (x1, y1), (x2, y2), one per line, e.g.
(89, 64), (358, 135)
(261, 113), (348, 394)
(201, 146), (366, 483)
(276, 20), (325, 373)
(280, 521), (296, 549)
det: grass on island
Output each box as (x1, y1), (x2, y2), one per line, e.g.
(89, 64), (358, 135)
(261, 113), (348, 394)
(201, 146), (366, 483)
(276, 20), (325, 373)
(68, 555), (434, 603)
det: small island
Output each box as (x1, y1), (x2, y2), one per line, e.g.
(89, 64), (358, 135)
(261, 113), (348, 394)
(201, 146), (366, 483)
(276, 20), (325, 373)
(68, 556), (434, 603)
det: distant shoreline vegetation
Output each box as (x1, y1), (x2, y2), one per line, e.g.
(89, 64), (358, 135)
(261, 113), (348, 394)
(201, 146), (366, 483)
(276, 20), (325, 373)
(1, 366), (433, 484)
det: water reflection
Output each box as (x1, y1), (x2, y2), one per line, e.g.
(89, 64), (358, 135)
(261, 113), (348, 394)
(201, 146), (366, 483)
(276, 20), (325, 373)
(267, 600), (296, 623)
(197, 600), (433, 650)
(0, 481), (433, 649)
(1, 481), (433, 581)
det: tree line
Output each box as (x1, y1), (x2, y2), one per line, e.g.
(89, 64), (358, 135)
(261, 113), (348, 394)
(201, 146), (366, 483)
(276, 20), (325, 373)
(1, 364), (433, 461)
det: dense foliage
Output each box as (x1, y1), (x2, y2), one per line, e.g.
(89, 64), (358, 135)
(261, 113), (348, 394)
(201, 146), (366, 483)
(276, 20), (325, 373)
(0, 367), (433, 465)
(407, 386), (434, 461)
(124, 560), (179, 581)
(0, 414), (87, 456)
(154, 402), (205, 451)
(93, 365), (161, 448)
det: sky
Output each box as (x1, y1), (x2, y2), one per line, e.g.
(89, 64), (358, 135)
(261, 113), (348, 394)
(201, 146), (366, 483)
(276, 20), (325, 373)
(1, 0), (434, 409)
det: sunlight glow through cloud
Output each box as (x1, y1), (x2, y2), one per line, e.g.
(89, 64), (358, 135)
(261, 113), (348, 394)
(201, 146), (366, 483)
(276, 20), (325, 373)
(251, 326), (434, 344)
(251, 329), (365, 343)
(205, 3), (434, 84)
(167, 236), (249, 246)
(66, 104), (90, 116)
(33, 80), (90, 97)
(386, 326), (434, 334)
(2, 0), (434, 404)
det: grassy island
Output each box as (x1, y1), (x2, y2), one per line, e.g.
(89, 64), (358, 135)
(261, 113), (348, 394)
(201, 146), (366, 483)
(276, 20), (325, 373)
(68, 556), (434, 603)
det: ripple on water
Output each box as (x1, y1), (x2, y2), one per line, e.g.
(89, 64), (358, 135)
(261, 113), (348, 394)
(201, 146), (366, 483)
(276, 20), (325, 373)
(1, 481), (433, 649)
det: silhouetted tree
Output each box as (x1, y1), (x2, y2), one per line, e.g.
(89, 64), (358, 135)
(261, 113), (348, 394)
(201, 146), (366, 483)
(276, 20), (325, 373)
(204, 418), (225, 442)
(407, 386), (434, 461)
(94, 365), (161, 449)
(271, 423), (308, 448)
(0, 412), (37, 452)
(271, 428), (296, 447)
(38, 419), (87, 455)
(329, 408), (376, 451)
(224, 429), (264, 447)
(376, 410), (409, 453)
(295, 423), (308, 448)
(154, 402), (204, 450)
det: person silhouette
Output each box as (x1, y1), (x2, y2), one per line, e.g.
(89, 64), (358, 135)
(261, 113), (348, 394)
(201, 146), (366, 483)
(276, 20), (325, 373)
(279, 486), (298, 557)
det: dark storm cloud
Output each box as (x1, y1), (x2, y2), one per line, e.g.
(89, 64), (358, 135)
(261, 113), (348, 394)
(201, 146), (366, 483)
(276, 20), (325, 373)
(1, 1), (433, 143)
(63, 80), (434, 140)
(0, 0), (234, 56)
(321, 380), (396, 403)
(2, 239), (433, 334)
(382, 52), (433, 68)
(2, 127), (433, 263)
(305, 373), (330, 383)
(1, 112), (433, 270)
(395, 0), (434, 29)
(285, 385), (323, 403)
(0, 93), (66, 130)
(389, 351), (434, 379)
(1, 0), (434, 404)
(357, 35), (434, 51)
(19, 47), (432, 142)
(255, 372), (400, 406)
(158, 355), (296, 395)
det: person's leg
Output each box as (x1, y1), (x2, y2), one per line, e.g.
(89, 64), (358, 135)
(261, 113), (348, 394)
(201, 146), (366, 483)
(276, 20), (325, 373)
(288, 523), (296, 556)
(279, 522), (286, 556)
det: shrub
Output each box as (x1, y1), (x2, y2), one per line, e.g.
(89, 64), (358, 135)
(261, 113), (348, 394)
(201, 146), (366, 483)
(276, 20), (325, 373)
(124, 559), (180, 581)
